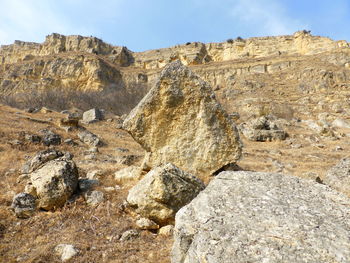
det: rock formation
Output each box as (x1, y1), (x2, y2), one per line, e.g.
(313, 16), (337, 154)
(123, 61), (242, 176)
(127, 163), (205, 225)
(172, 171), (350, 263)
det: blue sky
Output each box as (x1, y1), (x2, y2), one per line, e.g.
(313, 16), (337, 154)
(0, 0), (349, 51)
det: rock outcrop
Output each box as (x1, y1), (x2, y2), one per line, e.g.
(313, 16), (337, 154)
(172, 171), (350, 263)
(127, 163), (205, 225)
(123, 61), (242, 176)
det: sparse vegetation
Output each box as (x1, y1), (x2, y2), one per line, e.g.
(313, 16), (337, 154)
(0, 83), (148, 115)
(226, 38), (234, 44)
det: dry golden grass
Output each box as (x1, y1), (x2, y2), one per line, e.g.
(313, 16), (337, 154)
(1, 96), (349, 262)
(0, 104), (171, 263)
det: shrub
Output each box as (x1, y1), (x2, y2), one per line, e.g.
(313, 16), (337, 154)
(0, 82), (148, 115)
(226, 38), (234, 44)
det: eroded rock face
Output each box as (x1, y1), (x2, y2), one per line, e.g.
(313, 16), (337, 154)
(127, 163), (205, 225)
(323, 158), (350, 197)
(172, 171), (350, 263)
(29, 157), (79, 210)
(123, 61), (242, 177)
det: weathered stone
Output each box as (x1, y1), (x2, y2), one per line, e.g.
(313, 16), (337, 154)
(158, 225), (174, 236)
(123, 61), (242, 176)
(11, 193), (36, 218)
(22, 149), (64, 174)
(24, 134), (41, 144)
(127, 163), (205, 225)
(82, 108), (104, 124)
(78, 178), (99, 192)
(29, 157), (79, 210)
(114, 166), (143, 184)
(54, 244), (78, 262)
(84, 190), (104, 206)
(239, 115), (288, 141)
(172, 171), (350, 263)
(77, 130), (101, 146)
(120, 229), (139, 241)
(135, 218), (159, 230)
(41, 130), (61, 146)
(323, 158), (350, 197)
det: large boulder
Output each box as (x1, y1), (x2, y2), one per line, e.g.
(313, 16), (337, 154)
(323, 158), (350, 197)
(172, 171), (350, 263)
(123, 61), (242, 177)
(28, 156), (79, 210)
(127, 163), (205, 225)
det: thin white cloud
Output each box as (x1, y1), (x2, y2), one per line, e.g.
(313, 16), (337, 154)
(0, 0), (124, 45)
(230, 0), (307, 36)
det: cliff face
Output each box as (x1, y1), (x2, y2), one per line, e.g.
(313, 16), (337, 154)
(1, 31), (350, 118)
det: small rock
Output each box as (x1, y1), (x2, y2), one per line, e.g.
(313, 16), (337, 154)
(78, 130), (102, 147)
(84, 190), (104, 206)
(120, 229), (139, 241)
(41, 130), (61, 146)
(24, 134), (41, 144)
(335, 146), (343, 151)
(136, 218), (159, 230)
(11, 193), (36, 218)
(82, 108), (104, 124)
(158, 225), (174, 236)
(54, 244), (78, 262)
(78, 178), (99, 192)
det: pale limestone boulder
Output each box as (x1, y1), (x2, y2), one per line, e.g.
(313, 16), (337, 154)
(127, 163), (205, 225)
(323, 158), (350, 197)
(172, 171), (350, 263)
(29, 157), (79, 210)
(123, 61), (242, 177)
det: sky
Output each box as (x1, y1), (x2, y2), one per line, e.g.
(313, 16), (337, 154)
(0, 0), (349, 52)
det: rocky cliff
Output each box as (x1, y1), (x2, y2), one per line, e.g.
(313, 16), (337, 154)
(1, 31), (350, 118)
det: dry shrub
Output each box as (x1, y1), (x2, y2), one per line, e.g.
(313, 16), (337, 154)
(0, 83), (147, 115)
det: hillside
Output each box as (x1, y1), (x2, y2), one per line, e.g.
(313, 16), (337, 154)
(1, 31), (350, 262)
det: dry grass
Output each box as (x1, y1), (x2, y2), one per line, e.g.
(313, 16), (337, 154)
(0, 84), (147, 116)
(0, 104), (171, 263)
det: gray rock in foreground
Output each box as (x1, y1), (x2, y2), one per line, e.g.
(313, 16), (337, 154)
(323, 158), (350, 197)
(172, 171), (350, 263)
